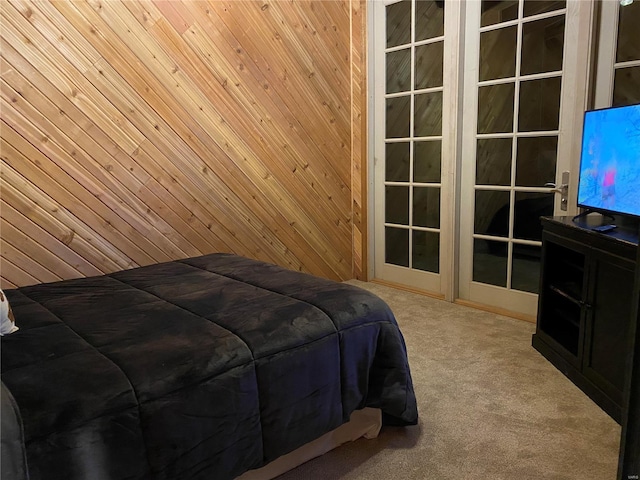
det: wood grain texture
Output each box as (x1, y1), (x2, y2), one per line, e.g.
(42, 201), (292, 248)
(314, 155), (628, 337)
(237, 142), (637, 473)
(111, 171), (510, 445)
(0, 0), (367, 287)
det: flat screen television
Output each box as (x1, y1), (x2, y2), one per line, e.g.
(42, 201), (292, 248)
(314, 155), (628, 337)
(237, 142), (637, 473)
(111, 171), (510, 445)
(576, 103), (640, 219)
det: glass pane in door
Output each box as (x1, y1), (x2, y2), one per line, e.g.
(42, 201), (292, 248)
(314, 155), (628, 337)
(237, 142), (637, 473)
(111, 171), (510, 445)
(415, 42), (444, 89)
(613, 2), (640, 106)
(515, 136), (558, 186)
(518, 78), (562, 131)
(476, 139), (512, 185)
(479, 26), (517, 81)
(414, 230), (439, 273)
(386, 227), (409, 267)
(481, 1), (518, 27)
(386, 97), (411, 138)
(413, 187), (440, 228)
(511, 244), (542, 293)
(387, 1), (411, 48)
(386, 186), (409, 224)
(475, 190), (510, 237)
(414, 92), (443, 136)
(473, 238), (508, 287)
(387, 49), (411, 93)
(616, 0), (640, 63)
(613, 67), (640, 106)
(414, 141), (441, 182)
(415, 1), (444, 41)
(521, 16), (565, 75)
(523, 0), (565, 17)
(513, 192), (553, 241)
(386, 142), (411, 182)
(477, 84), (515, 133)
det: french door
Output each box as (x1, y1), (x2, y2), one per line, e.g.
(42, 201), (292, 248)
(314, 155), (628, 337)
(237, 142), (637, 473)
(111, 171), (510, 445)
(372, 0), (461, 297)
(372, 0), (592, 316)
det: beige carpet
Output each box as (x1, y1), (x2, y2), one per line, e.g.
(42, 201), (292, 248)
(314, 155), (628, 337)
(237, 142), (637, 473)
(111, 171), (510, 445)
(276, 280), (621, 480)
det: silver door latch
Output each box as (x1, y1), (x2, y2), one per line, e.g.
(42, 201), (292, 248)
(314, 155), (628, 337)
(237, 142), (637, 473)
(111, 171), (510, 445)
(545, 171), (570, 211)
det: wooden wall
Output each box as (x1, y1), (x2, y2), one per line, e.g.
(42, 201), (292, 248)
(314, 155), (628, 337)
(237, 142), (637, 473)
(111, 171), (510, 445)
(0, 0), (367, 289)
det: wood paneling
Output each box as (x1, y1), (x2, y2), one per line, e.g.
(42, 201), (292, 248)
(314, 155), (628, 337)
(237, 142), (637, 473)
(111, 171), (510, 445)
(0, 0), (367, 288)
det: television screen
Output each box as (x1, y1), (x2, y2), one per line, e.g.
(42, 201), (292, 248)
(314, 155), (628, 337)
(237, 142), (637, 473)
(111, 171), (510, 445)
(577, 103), (640, 218)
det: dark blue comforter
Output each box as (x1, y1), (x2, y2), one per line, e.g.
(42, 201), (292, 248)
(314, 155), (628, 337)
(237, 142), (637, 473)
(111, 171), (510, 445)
(1, 253), (418, 480)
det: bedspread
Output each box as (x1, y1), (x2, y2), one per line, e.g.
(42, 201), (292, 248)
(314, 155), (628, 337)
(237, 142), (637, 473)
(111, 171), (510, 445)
(1, 253), (418, 480)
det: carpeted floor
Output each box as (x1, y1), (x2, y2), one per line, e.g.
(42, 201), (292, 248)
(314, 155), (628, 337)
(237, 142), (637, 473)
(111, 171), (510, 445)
(276, 280), (621, 480)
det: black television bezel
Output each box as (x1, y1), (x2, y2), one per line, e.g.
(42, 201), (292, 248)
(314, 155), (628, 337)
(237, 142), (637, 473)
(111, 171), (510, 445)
(575, 102), (640, 220)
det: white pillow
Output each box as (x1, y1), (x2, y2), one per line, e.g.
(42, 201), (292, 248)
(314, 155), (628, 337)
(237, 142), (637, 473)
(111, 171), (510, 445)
(0, 289), (18, 336)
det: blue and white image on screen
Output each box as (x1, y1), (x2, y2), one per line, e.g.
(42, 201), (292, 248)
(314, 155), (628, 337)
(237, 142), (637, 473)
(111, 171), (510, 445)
(577, 104), (640, 217)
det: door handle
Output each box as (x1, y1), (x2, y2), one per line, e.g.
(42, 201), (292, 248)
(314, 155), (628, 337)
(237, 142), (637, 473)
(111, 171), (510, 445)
(544, 183), (568, 194)
(545, 171), (570, 211)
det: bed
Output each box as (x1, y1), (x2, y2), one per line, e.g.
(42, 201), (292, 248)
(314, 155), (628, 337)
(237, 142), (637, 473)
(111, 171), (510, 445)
(0, 253), (418, 480)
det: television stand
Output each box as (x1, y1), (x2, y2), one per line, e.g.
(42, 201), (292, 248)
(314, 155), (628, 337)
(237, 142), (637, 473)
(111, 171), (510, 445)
(571, 208), (616, 223)
(532, 216), (639, 423)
